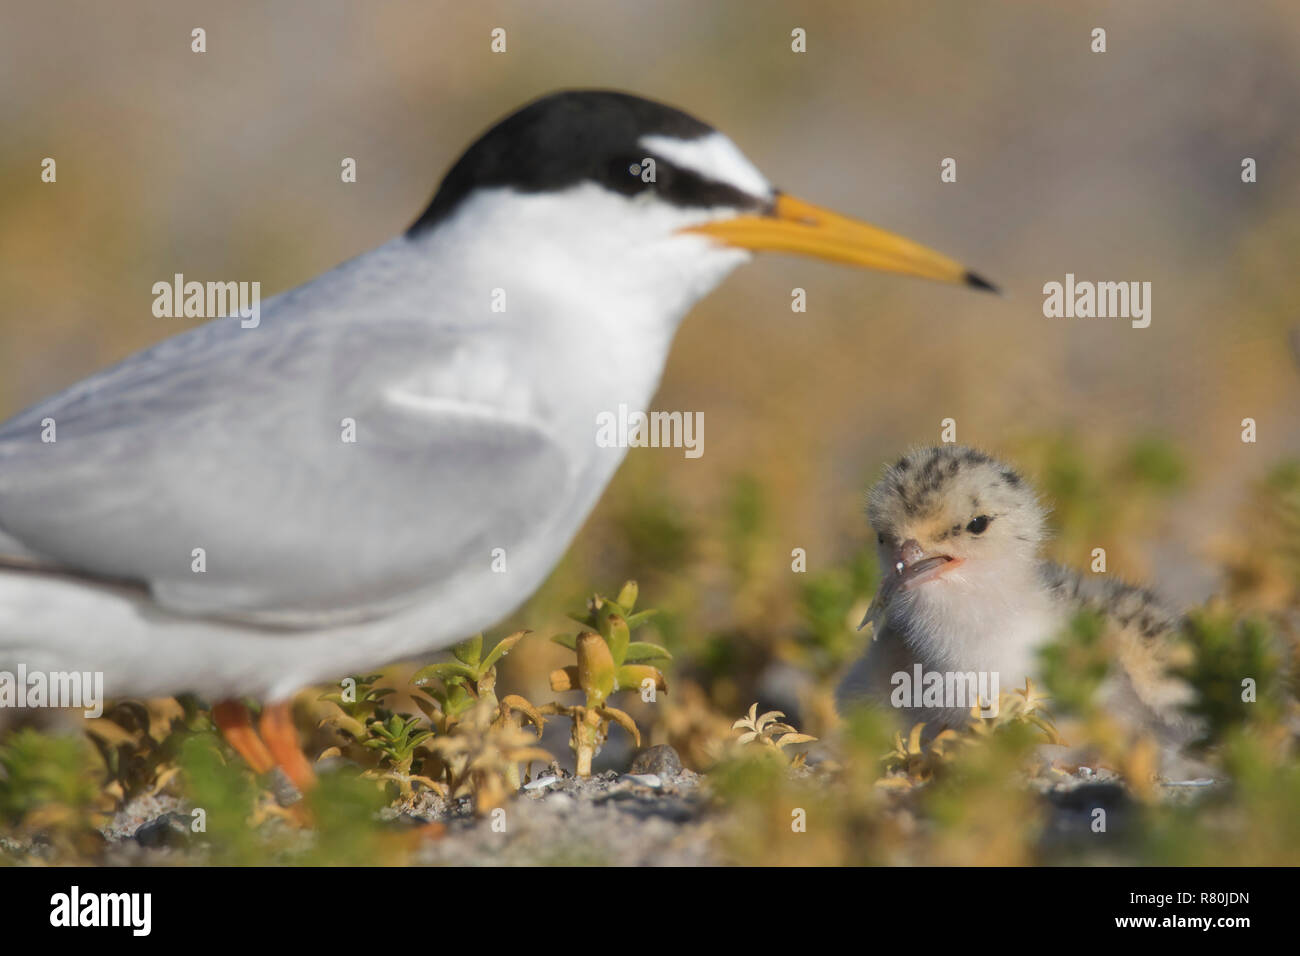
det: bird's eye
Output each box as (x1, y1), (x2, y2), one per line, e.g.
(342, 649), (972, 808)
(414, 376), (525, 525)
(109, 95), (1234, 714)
(966, 515), (991, 535)
(877, 533), (886, 545)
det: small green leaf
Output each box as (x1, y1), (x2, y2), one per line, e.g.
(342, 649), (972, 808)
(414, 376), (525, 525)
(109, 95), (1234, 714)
(624, 609), (659, 629)
(616, 664), (666, 694)
(322, 711), (367, 739)
(442, 683), (476, 718)
(482, 630), (528, 671)
(411, 661), (478, 686)
(453, 635), (483, 668)
(606, 614), (630, 665)
(622, 641), (672, 663)
(551, 632), (578, 650)
(411, 694), (440, 725)
(576, 632), (616, 705)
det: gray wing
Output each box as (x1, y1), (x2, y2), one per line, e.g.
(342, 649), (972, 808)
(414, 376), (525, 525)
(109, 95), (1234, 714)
(1037, 561), (1178, 638)
(0, 285), (573, 626)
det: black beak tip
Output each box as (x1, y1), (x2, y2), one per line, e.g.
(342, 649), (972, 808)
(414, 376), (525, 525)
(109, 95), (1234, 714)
(964, 270), (1001, 295)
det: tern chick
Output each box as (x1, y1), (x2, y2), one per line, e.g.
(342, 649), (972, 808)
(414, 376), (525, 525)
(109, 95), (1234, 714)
(836, 445), (1196, 746)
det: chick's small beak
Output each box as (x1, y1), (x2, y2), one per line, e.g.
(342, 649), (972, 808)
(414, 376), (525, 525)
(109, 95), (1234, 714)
(893, 538), (960, 591)
(682, 193), (997, 291)
(857, 537), (963, 631)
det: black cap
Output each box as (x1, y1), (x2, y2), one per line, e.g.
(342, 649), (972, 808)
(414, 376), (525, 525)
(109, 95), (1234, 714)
(408, 90), (767, 235)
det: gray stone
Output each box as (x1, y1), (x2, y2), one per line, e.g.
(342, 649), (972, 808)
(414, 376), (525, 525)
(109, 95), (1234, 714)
(629, 744), (682, 776)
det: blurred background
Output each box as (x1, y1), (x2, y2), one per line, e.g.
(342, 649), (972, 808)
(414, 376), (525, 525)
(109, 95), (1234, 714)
(3, 1), (1299, 760)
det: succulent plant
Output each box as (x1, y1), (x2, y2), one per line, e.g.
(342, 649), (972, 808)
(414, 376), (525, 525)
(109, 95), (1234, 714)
(544, 581), (671, 776)
(411, 631), (546, 794)
(318, 674), (396, 740)
(411, 631), (532, 730)
(362, 713), (433, 776)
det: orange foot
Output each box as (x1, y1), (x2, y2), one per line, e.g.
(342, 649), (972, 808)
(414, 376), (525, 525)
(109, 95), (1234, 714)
(212, 698), (317, 795)
(259, 700), (317, 794)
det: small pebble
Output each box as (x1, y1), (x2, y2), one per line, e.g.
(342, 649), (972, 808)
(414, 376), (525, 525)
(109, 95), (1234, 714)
(134, 813), (191, 849)
(524, 775), (559, 791)
(629, 744), (682, 776)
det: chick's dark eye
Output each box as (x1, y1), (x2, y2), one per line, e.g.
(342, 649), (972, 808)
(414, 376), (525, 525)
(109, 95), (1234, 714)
(877, 533), (886, 545)
(966, 515), (991, 535)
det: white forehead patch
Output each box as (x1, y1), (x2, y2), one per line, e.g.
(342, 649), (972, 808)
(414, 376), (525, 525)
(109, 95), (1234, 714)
(638, 131), (773, 201)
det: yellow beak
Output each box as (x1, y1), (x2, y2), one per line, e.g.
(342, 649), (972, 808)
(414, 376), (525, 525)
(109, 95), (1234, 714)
(683, 193), (996, 291)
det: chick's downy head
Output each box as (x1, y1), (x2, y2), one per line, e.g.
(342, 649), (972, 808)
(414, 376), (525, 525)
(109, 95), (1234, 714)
(868, 446), (1047, 607)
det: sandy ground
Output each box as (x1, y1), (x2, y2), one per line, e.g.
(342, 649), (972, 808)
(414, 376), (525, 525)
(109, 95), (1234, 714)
(4, 743), (1213, 866)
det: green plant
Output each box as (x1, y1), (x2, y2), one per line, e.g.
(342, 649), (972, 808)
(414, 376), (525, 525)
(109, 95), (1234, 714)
(179, 731), (409, 865)
(362, 713), (433, 781)
(411, 631), (531, 731)
(176, 732), (268, 864)
(544, 581), (670, 775)
(318, 674), (395, 739)
(318, 673), (442, 796)
(797, 543), (880, 678)
(1223, 460), (1300, 607)
(1038, 610), (1112, 715)
(411, 632), (546, 794)
(1174, 606), (1285, 744)
(876, 681), (1058, 786)
(0, 728), (104, 856)
(1137, 728), (1300, 865)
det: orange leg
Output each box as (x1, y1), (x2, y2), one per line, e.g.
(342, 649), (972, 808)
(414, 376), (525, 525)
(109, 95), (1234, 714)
(259, 700), (317, 794)
(212, 699), (275, 774)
